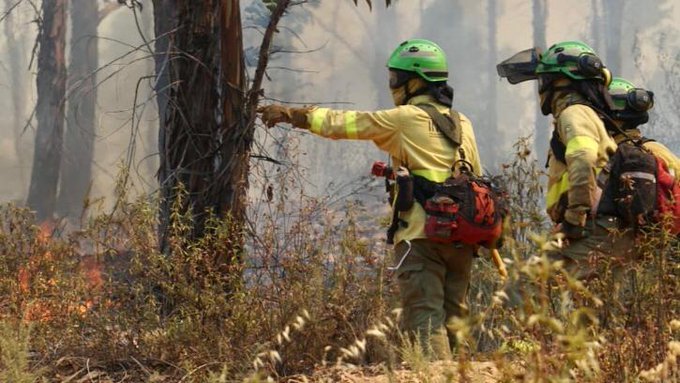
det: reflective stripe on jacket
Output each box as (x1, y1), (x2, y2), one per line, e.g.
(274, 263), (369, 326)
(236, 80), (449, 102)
(306, 94), (482, 244)
(546, 94), (617, 226)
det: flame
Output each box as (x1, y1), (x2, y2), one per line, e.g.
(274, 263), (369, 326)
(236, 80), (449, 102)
(18, 220), (55, 295)
(80, 255), (104, 290)
(20, 220), (105, 322)
(37, 220), (55, 242)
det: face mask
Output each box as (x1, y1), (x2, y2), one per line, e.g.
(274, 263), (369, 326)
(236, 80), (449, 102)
(390, 78), (427, 106)
(391, 86), (407, 106)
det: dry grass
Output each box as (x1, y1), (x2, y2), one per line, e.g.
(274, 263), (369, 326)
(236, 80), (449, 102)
(0, 138), (677, 382)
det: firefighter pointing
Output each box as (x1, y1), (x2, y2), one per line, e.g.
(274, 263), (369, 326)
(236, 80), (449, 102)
(259, 39), (506, 358)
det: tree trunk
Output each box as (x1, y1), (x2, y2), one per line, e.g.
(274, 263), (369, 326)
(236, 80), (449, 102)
(217, 0), (247, 225)
(152, 0), (177, 251)
(3, 0), (28, 193)
(56, 0), (98, 220)
(156, 0), (231, 252)
(141, 2), (158, 178)
(532, 0), (549, 160)
(26, 0), (68, 221)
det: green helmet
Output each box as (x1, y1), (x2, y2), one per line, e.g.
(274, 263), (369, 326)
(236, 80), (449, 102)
(387, 39), (448, 82)
(536, 40), (609, 82)
(608, 77), (654, 112)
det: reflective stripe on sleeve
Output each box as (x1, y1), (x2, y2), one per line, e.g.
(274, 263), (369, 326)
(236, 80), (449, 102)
(411, 169), (451, 183)
(546, 167), (604, 209)
(546, 171), (570, 209)
(345, 111), (358, 139)
(565, 136), (598, 157)
(310, 108), (330, 135)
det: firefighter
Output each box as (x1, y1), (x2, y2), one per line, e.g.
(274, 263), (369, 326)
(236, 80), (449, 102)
(258, 39), (483, 358)
(606, 77), (680, 175)
(497, 41), (635, 279)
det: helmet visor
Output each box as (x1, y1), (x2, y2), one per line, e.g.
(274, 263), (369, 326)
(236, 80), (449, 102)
(497, 48), (542, 84)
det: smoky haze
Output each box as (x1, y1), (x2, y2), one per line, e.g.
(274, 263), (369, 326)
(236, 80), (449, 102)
(249, 0), (680, 199)
(0, 0), (156, 212)
(0, 0), (678, 214)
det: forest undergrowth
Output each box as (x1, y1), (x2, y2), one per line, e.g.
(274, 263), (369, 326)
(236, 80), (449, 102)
(0, 138), (678, 382)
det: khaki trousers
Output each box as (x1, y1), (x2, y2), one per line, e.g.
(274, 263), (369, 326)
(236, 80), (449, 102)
(393, 239), (474, 359)
(549, 215), (637, 280)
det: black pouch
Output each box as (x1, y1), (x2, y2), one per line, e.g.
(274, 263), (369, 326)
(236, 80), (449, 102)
(395, 170), (414, 212)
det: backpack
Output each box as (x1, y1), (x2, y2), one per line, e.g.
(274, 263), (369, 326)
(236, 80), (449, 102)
(413, 104), (507, 248)
(596, 141), (659, 229)
(597, 140), (680, 234)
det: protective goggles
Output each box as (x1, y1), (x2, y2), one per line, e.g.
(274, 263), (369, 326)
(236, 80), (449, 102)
(496, 47), (542, 84)
(389, 69), (412, 89)
(612, 88), (655, 112)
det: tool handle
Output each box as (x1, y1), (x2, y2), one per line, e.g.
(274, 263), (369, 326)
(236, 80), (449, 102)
(490, 248), (508, 280)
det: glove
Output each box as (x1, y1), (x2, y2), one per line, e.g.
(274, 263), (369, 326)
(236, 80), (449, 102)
(560, 220), (589, 240)
(257, 104), (311, 129)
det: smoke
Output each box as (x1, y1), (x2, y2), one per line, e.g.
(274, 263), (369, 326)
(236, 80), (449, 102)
(0, 0), (678, 212)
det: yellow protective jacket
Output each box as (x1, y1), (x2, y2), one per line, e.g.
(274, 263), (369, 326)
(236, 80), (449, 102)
(546, 93), (617, 226)
(306, 94), (482, 244)
(613, 129), (680, 178)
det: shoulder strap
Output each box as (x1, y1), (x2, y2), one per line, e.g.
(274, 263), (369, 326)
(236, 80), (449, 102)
(416, 103), (462, 147)
(550, 128), (566, 165)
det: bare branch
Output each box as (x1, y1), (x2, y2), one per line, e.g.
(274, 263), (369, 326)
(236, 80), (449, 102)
(0, 0), (21, 24)
(246, 0), (293, 119)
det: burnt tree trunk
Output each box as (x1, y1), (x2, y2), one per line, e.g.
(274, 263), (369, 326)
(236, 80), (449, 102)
(153, 0), (287, 262)
(532, 0), (549, 160)
(27, 0), (68, 221)
(217, 0), (247, 227)
(152, 0), (177, 251)
(156, 0), (231, 252)
(57, 0), (98, 219)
